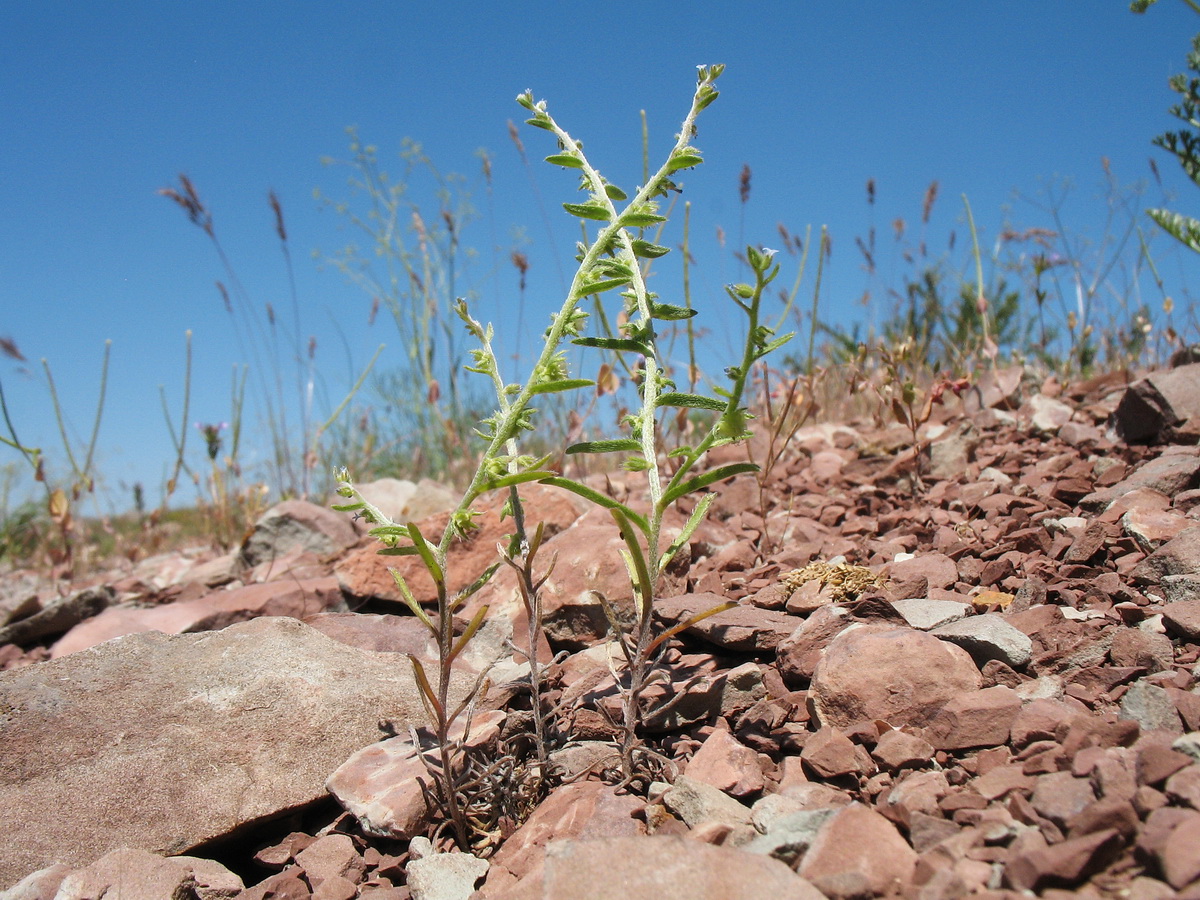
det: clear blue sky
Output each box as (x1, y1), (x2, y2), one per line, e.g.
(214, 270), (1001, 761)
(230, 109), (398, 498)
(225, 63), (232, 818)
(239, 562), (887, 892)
(3, 1), (1199, 515)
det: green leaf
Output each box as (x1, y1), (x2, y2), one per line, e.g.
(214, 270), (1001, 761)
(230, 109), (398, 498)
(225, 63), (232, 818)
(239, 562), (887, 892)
(368, 525), (411, 538)
(563, 202), (611, 222)
(667, 151), (704, 173)
(408, 655), (445, 725)
(660, 462), (760, 508)
(391, 570), (434, 631)
(524, 117), (554, 131)
(484, 469), (560, 490)
(755, 331), (796, 359)
(407, 522), (444, 587)
(1149, 208), (1200, 254)
(660, 493), (714, 571)
(649, 302), (698, 321)
(377, 545), (420, 557)
(572, 336), (649, 353)
(331, 501), (365, 513)
(579, 278), (631, 296)
(603, 182), (628, 201)
(566, 438), (641, 454)
(630, 239), (671, 258)
(657, 392), (726, 411)
(447, 604), (489, 664)
(530, 378), (594, 394)
(539, 476), (649, 533)
(611, 508), (653, 620)
(544, 153), (584, 168)
(619, 211), (668, 227)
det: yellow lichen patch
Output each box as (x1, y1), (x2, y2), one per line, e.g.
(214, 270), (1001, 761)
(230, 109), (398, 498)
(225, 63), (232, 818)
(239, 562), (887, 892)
(780, 561), (887, 603)
(972, 589), (1014, 610)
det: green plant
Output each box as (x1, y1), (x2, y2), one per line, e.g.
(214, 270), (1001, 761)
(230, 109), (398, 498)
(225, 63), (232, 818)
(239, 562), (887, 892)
(0, 338), (110, 573)
(333, 65), (792, 845)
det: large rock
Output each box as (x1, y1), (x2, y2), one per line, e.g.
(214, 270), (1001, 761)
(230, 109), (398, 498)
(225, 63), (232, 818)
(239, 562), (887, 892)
(808, 625), (983, 729)
(0, 616), (463, 889)
(492, 835), (825, 900)
(49, 576), (347, 657)
(1110, 363), (1200, 443)
(241, 499), (358, 568)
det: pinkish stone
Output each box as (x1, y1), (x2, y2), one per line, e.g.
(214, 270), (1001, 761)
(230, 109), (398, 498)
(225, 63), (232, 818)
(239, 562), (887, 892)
(685, 728), (765, 798)
(921, 685), (1021, 750)
(51, 576), (346, 657)
(808, 625), (982, 729)
(801, 726), (875, 779)
(798, 803), (918, 898)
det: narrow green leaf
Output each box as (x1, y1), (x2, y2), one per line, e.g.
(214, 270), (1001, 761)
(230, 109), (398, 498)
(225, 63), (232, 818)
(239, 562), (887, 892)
(544, 153), (584, 168)
(391, 570), (435, 631)
(563, 202), (611, 222)
(368, 525), (411, 538)
(611, 509), (653, 621)
(630, 239), (671, 259)
(407, 522), (444, 587)
(660, 462), (760, 508)
(657, 392), (726, 411)
(579, 278), (631, 296)
(603, 183), (628, 201)
(484, 469), (560, 490)
(331, 502), (365, 513)
(377, 546), (420, 557)
(619, 211), (668, 227)
(448, 604), (490, 664)
(649, 303), (698, 321)
(453, 561), (502, 610)
(572, 336), (648, 353)
(660, 492), (714, 571)
(666, 152), (704, 173)
(525, 117), (554, 131)
(755, 331), (796, 358)
(566, 438), (641, 454)
(530, 378), (594, 394)
(539, 476), (649, 533)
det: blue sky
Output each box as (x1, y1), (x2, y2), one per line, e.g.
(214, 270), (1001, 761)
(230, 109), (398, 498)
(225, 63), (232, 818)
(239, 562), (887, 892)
(3, 1), (1199, 515)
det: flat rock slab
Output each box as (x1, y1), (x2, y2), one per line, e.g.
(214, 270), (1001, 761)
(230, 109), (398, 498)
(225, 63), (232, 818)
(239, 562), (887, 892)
(0, 616), (457, 889)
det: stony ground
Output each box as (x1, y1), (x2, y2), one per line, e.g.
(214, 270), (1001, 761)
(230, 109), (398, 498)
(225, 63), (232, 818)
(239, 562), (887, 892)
(2, 363), (1200, 899)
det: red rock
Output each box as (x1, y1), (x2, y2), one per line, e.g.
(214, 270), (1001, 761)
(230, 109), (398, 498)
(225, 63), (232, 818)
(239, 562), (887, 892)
(1132, 526), (1200, 587)
(1167, 764), (1200, 809)
(809, 625), (982, 730)
(1066, 797), (1139, 841)
(1010, 699), (1078, 749)
(295, 834), (364, 888)
(1004, 828), (1123, 892)
(973, 765), (1036, 801)
(1161, 814), (1200, 889)
(921, 685), (1021, 751)
(1162, 599), (1200, 640)
(871, 729), (936, 772)
(1109, 628), (1173, 673)
(495, 835), (824, 900)
(801, 726), (875, 779)
(776, 604), (854, 686)
(1029, 771), (1097, 827)
(887, 553), (959, 592)
(685, 728), (765, 798)
(238, 868), (312, 900)
(1136, 739), (1193, 786)
(797, 803), (919, 898)
(884, 770), (951, 819)
(51, 576), (347, 657)
(52, 848), (243, 900)
(484, 781), (645, 890)
(1110, 363), (1200, 444)
(655, 593), (798, 653)
(242, 499), (359, 568)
